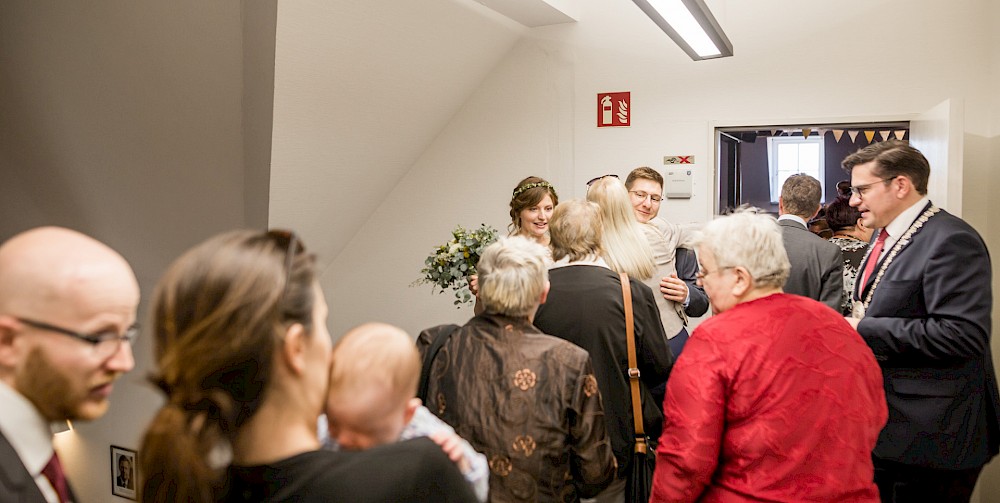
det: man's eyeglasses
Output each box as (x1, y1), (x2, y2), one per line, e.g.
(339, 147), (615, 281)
(849, 177), (896, 198)
(629, 190), (663, 203)
(16, 317), (138, 359)
(696, 266), (733, 280)
(586, 174), (619, 186)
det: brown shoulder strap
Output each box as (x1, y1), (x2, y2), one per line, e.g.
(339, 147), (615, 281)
(620, 272), (645, 441)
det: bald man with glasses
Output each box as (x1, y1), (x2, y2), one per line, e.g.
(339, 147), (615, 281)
(0, 227), (140, 503)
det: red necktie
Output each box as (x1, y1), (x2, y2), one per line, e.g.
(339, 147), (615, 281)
(42, 452), (71, 503)
(860, 229), (889, 290)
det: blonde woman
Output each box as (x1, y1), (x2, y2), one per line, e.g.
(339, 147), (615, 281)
(585, 176), (656, 280)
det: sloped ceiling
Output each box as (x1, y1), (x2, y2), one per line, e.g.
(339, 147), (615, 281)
(268, 0), (525, 266)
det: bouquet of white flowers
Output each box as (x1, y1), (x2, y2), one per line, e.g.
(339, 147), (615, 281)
(413, 224), (499, 306)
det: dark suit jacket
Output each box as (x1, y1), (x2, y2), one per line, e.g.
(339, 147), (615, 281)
(676, 248), (709, 318)
(856, 203), (1000, 469)
(779, 219), (844, 311)
(0, 431), (49, 503)
(534, 265), (673, 478)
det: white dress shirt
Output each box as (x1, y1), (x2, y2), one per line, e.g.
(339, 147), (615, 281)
(875, 195), (930, 261)
(0, 381), (61, 503)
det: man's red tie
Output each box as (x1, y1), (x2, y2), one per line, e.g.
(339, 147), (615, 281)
(42, 452), (71, 503)
(860, 229), (889, 290)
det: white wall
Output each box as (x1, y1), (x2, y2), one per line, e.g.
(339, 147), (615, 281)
(0, 1), (271, 501)
(320, 0), (997, 336)
(309, 0), (999, 499)
(268, 0), (524, 264)
(2, 0), (997, 500)
(323, 38), (576, 335)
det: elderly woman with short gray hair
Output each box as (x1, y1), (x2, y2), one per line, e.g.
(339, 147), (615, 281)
(418, 236), (616, 502)
(650, 209), (888, 503)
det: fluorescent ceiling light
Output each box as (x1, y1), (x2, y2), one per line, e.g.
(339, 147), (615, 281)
(632, 0), (733, 60)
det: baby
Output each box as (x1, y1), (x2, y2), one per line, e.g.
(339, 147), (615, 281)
(322, 322), (488, 502)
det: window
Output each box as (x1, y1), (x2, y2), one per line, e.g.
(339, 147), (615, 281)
(767, 137), (824, 203)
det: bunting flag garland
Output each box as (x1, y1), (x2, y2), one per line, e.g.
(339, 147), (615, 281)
(833, 130), (845, 142)
(879, 130), (891, 141)
(802, 128), (812, 139)
(864, 131), (875, 143)
(894, 130), (907, 140)
(848, 130), (860, 143)
(771, 130), (780, 137)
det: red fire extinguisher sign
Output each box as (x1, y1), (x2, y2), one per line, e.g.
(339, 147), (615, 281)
(597, 92), (630, 127)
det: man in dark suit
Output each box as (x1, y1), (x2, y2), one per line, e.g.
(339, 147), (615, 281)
(844, 140), (999, 502)
(777, 174), (844, 311)
(116, 454), (133, 490)
(0, 227), (140, 502)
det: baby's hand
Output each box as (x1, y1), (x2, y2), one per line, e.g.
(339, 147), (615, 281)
(430, 431), (471, 474)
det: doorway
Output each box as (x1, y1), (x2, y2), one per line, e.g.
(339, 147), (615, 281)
(715, 122), (910, 215)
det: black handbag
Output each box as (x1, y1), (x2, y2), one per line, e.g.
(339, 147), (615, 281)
(620, 273), (655, 503)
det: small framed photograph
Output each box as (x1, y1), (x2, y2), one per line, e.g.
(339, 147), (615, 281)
(110, 445), (137, 500)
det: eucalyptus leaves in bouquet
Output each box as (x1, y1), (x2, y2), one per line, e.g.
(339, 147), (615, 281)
(414, 224), (499, 306)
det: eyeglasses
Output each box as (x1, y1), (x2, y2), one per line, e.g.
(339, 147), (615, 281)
(16, 317), (138, 359)
(266, 229), (304, 296)
(849, 177), (896, 198)
(696, 266), (734, 280)
(629, 190), (663, 203)
(586, 174), (619, 186)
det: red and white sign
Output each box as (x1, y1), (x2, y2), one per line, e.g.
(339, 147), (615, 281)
(597, 92), (629, 127)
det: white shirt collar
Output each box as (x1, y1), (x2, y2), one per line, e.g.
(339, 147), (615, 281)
(777, 214), (808, 227)
(883, 195), (930, 243)
(0, 380), (55, 476)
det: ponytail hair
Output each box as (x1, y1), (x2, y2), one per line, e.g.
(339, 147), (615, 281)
(139, 230), (315, 502)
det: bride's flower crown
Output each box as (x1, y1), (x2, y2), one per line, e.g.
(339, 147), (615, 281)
(512, 181), (556, 200)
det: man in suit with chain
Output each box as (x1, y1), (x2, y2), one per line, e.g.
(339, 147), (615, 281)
(844, 140), (999, 502)
(777, 174), (844, 311)
(0, 227), (140, 502)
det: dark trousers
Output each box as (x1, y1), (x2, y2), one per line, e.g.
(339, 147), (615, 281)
(873, 457), (982, 503)
(667, 327), (689, 358)
(651, 328), (690, 407)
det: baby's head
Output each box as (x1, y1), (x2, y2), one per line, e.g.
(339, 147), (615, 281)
(326, 322), (421, 450)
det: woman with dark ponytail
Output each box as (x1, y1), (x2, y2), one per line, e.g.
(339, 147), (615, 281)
(826, 184), (874, 315)
(139, 230), (476, 502)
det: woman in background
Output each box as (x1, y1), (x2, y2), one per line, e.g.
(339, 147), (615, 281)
(419, 235), (616, 501)
(472, 176), (558, 301)
(534, 199), (673, 503)
(139, 230), (475, 503)
(585, 176), (656, 281)
(826, 185), (873, 314)
(508, 175), (559, 248)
